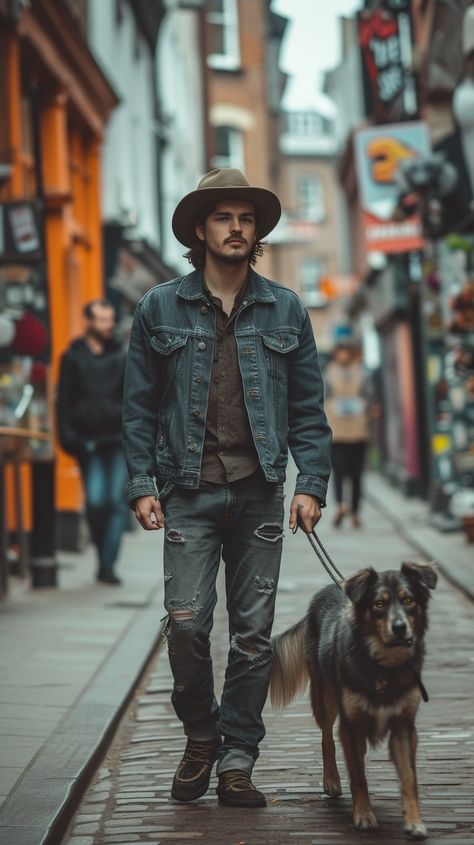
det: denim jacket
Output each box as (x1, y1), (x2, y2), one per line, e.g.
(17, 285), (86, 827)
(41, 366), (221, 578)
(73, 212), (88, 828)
(122, 268), (332, 507)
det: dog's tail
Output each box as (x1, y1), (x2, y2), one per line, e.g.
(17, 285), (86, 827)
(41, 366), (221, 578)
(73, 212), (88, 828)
(270, 618), (308, 709)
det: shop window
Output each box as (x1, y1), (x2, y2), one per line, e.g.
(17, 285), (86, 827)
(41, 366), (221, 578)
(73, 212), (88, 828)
(300, 257), (325, 307)
(298, 175), (325, 223)
(211, 126), (244, 169)
(207, 0), (240, 71)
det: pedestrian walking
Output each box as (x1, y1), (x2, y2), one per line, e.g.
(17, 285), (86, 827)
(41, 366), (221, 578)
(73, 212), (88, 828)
(57, 299), (128, 585)
(324, 341), (372, 528)
(122, 168), (332, 808)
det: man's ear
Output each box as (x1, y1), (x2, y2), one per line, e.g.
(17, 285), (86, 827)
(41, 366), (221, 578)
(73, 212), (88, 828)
(344, 567), (378, 604)
(401, 561), (438, 591)
(195, 224), (205, 242)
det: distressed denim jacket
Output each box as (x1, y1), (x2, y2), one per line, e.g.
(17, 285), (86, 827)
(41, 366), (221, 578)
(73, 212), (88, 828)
(122, 269), (332, 507)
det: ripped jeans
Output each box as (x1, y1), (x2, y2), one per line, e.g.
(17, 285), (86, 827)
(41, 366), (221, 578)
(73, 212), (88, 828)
(161, 472), (284, 775)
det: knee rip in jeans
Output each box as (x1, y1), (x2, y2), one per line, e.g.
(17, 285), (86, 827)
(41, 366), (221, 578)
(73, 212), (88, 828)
(166, 593), (202, 626)
(255, 575), (275, 595)
(254, 523), (284, 542)
(230, 633), (271, 667)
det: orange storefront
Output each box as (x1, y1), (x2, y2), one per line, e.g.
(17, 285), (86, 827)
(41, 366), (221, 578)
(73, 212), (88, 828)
(0, 0), (117, 582)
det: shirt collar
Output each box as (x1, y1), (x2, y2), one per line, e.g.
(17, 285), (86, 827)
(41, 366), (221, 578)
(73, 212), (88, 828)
(177, 267), (276, 304)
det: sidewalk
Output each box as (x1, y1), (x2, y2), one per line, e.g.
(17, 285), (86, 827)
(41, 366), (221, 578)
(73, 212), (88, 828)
(366, 472), (474, 601)
(63, 463), (474, 844)
(0, 523), (165, 843)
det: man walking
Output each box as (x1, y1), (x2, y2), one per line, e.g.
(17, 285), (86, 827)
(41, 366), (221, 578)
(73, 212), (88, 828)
(57, 299), (128, 585)
(122, 169), (331, 806)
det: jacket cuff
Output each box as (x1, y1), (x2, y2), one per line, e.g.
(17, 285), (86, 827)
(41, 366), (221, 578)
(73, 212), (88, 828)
(125, 475), (158, 508)
(294, 475), (327, 507)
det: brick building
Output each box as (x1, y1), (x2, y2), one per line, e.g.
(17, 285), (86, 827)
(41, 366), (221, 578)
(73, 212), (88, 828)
(201, 0), (287, 278)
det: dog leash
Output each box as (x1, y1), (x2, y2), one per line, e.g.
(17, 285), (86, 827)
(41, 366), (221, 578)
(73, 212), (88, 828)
(292, 521), (344, 591)
(292, 518), (429, 703)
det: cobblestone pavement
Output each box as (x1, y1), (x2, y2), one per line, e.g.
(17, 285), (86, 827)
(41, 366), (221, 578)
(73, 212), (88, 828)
(63, 486), (474, 845)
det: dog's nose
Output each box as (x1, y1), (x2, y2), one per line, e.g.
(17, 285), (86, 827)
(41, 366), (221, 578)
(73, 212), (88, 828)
(392, 619), (407, 638)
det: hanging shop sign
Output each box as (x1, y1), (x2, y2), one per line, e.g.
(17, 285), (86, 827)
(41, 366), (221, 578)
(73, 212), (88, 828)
(0, 201), (42, 263)
(357, 4), (418, 124)
(354, 121), (431, 254)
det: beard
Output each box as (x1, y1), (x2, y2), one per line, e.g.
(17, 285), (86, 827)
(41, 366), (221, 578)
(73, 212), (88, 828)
(206, 240), (252, 266)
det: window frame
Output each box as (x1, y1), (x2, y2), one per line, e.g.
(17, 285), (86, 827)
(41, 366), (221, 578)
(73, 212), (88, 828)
(207, 0), (241, 71)
(297, 174), (326, 223)
(211, 125), (244, 170)
(299, 256), (326, 307)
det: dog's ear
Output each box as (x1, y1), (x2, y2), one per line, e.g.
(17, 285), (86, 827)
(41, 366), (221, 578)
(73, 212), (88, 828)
(344, 568), (378, 604)
(401, 561), (438, 591)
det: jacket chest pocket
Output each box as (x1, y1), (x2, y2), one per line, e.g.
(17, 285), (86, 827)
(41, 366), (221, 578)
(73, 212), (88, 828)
(261, 331), (299, 384)
(150, 329), (189, 377)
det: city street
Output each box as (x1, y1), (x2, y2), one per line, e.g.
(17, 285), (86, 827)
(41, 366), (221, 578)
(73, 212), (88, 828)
(63, 468), (474, 845)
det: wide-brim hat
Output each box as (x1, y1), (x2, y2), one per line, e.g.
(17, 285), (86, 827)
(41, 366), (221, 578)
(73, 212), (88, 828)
(172, 168), (281, 248)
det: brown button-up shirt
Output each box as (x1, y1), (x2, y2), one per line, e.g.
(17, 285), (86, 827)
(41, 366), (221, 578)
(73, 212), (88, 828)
(200, 278), (260, 483)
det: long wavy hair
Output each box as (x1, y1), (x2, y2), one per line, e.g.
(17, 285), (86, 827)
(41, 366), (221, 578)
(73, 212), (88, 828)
(184, 202), (266, 270)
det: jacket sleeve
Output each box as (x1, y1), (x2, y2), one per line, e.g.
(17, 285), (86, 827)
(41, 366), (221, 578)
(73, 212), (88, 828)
(122, 300), (160, 507)
(56, 352), (83, 456)
(287, 310), (332, 505)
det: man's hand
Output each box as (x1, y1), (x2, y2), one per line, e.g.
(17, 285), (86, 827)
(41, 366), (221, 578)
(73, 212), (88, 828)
(289, 494), (321, 534)
(134, 496), (164, 531)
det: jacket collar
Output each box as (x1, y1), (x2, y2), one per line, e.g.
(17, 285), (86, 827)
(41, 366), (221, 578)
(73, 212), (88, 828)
(177, 268), (276, 304)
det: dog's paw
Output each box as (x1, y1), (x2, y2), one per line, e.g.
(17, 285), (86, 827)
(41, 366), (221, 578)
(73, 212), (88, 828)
(353, 809), (378, 829)
(405, 821), (428, 840)
(323, 775), (342, 797)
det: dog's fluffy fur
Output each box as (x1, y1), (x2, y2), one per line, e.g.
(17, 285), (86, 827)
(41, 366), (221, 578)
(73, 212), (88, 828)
(270, 561), (437, 840)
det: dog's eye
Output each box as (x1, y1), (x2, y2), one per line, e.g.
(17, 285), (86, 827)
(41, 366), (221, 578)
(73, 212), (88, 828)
(374, 600), (384, 609)
(403, 596), (414, 605)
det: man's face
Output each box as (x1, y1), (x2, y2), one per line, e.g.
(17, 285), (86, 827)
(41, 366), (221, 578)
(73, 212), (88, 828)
(87, 305), (115, 341)
(196, 200), (257, 265)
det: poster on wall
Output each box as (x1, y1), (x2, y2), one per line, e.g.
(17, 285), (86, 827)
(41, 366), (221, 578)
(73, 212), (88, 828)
(354, 121), (431, 254)
(357, 2), (418, 124)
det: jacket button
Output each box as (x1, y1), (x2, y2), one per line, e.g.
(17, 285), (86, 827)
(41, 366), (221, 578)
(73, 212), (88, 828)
(188, 443), (197, 451)
(200, 305), (209, 314)
(195, 375), (203, 383)
(198, 341), (206, 350)
(192, 409), (200, 416)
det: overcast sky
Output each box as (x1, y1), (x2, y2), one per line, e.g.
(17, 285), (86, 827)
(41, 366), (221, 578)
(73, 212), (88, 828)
(273, 0), (361, 113)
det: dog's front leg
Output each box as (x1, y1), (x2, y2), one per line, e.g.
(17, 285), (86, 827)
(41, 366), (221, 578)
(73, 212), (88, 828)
(339, 718), (377, 829)
(389, 725), (427, 840)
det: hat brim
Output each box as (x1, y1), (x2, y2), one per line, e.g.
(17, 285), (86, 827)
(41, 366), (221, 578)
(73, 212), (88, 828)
(172, 186), (281, 248)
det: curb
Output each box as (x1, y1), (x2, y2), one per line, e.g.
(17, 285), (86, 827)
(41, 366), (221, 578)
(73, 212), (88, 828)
(366, 490), (474, 603)
(0, 588), (164, 845)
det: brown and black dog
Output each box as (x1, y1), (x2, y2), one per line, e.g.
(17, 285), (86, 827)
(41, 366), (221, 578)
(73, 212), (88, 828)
(270, 562), (437, 840)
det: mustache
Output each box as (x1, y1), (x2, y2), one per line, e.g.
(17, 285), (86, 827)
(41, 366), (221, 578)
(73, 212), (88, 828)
(225, 236), (246, 244)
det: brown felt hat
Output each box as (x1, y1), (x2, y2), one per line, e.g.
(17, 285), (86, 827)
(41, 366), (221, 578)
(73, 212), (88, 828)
(172, 168), (281, 248)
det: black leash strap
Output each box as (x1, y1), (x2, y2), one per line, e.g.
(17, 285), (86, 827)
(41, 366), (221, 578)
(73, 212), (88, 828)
(292, 521), (344, 590)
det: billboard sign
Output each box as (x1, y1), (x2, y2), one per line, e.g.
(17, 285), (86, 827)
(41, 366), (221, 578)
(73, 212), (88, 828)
(357, 5), (418, 123)
(355, 121), (431, 253)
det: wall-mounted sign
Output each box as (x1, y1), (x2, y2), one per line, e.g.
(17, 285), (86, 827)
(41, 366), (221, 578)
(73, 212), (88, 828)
(0, 202), (42, 262)
(355, 121), (431, 253)
(357, 5), (418, 124)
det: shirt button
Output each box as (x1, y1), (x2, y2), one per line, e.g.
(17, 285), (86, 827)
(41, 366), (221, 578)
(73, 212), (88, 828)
(219, 426), (225, 432)
(192, 409), (200, 416)
(188, 443), (197, 452)
(200, 305), (209, 314)
(243, 299), (248, 305)
(198, 341), (206, 350)
(221, 371), (226, 377)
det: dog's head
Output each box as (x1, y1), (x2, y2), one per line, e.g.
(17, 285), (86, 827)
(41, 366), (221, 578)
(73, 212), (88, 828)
(343, 562), (437, 666)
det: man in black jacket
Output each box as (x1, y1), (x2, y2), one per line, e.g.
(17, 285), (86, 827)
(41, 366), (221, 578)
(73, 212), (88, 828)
(57, 300), (127, 584)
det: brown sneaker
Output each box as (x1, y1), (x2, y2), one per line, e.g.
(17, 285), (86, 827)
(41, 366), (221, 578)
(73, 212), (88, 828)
(216, 769), (267, 807)
(171, 738), (221, 802)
